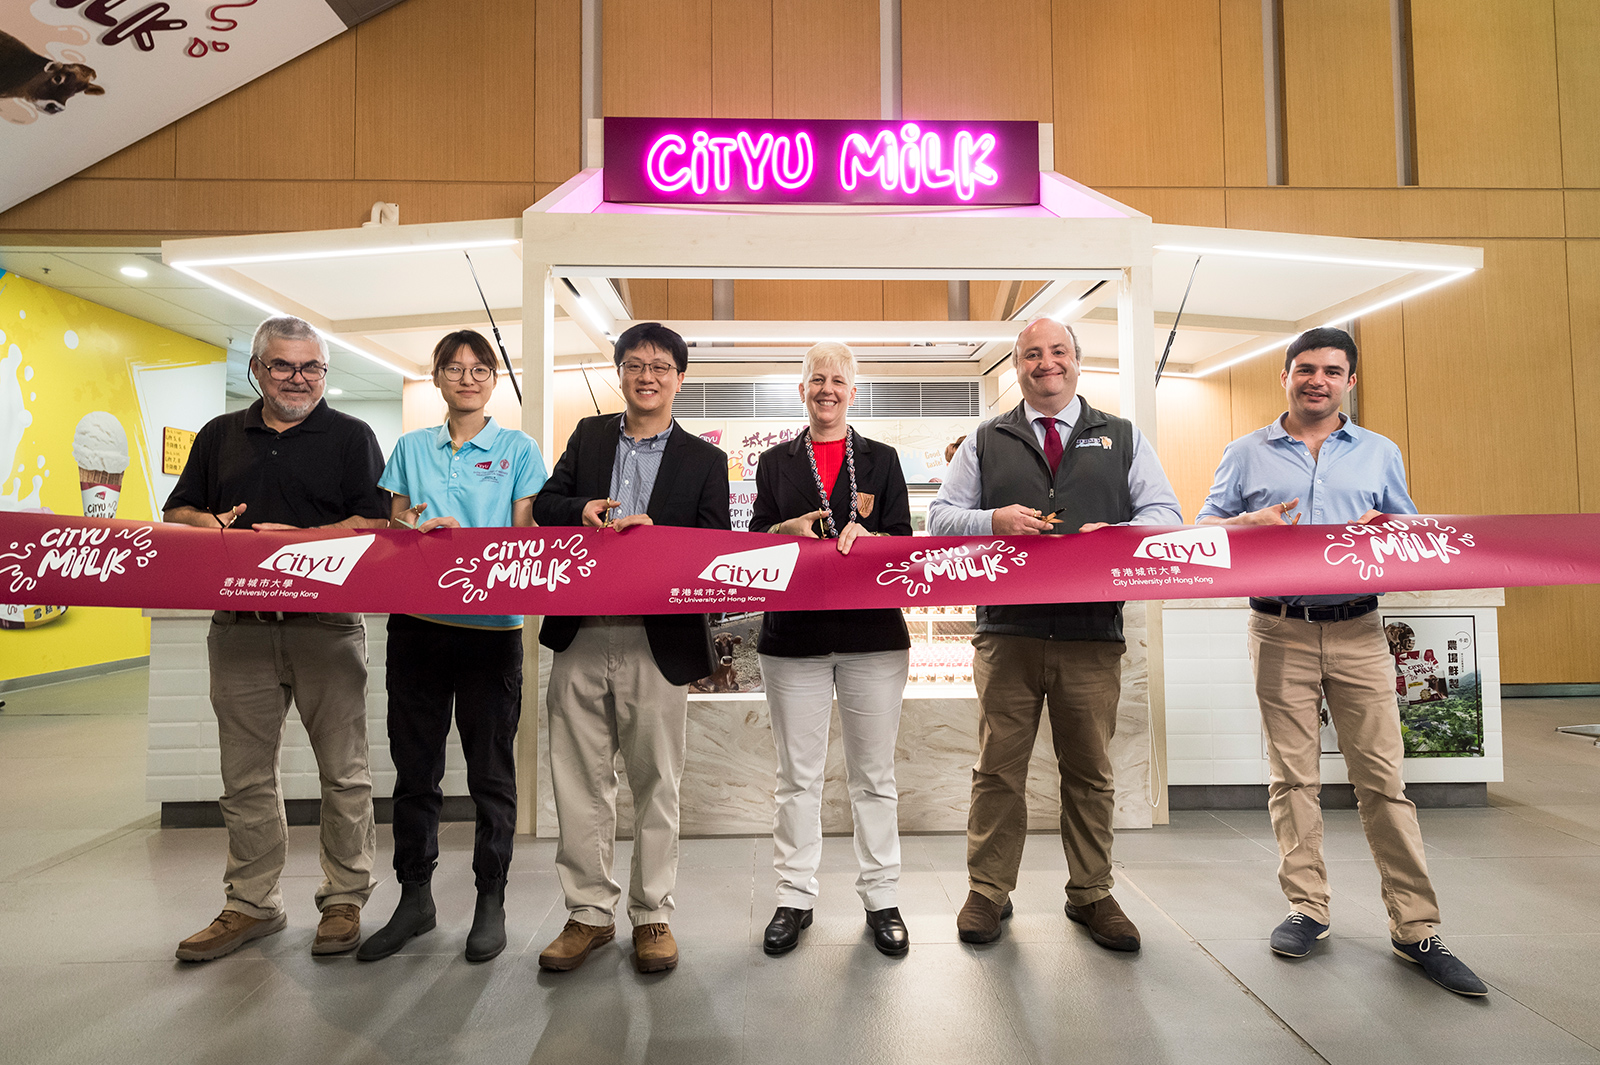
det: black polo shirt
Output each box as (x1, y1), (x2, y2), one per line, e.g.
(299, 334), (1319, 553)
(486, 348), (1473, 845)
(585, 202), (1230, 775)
(164, 399), (389, 528)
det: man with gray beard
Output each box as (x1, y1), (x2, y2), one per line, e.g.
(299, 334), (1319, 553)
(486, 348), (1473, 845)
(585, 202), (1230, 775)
(164, 315), (389, 961)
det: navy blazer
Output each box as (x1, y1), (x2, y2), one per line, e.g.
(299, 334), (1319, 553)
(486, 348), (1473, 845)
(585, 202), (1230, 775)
(534, 414), (731, 686)
(749, 430), (912, 657)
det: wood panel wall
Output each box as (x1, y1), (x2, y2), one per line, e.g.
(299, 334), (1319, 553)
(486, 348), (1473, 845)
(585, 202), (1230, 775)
(2, 0), (1596, 681)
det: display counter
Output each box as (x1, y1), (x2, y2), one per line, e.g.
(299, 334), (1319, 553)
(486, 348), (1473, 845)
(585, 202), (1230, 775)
(146, 590), (1501, 829)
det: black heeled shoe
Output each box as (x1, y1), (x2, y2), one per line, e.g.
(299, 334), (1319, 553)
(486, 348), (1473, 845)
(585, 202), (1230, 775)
(763, 906), (813, 956)
(866, 907), (909, 956)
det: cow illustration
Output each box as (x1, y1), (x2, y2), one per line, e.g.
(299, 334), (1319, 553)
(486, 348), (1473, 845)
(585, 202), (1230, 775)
(1, 28), (105, 119)
(693, 632), (743, 693)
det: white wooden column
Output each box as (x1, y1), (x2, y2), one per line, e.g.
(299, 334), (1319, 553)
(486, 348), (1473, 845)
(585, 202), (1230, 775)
(516, 259), (558, 835)
(1116, 261), (1169, 825)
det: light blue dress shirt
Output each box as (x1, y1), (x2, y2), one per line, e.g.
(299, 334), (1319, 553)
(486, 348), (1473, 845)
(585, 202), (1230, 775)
(1196, 412), (1416, 605)
(380, 417), (549, 628)
(608, 414), (673, 521)
(928, 396), (1183, 535)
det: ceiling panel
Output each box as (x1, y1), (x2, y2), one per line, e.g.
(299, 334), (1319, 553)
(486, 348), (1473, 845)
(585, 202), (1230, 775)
(236, 246), (524, 323)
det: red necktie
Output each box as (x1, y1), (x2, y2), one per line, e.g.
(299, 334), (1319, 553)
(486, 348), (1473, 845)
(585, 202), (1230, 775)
(1040, 417), (1063, 475)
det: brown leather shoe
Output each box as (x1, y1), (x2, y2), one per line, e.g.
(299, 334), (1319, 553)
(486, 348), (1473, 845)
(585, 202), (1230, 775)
(632, 923), (679, 973)
(956, 890), (1013, 944)
(538, 919), (616, 972)
(175, 909), (288, 962)
(1065, 894), (1141, 952)
(312, 903), (361, 955)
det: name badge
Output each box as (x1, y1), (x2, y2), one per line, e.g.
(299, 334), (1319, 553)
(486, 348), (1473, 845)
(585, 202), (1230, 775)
(1075, 436), (1113, 449)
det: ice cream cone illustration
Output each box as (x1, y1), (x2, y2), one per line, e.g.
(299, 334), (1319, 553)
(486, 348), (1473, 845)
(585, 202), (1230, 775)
(73, 411), (129, 519)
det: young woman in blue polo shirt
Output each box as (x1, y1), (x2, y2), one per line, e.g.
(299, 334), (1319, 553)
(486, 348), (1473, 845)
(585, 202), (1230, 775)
(358, 330), (548, 963)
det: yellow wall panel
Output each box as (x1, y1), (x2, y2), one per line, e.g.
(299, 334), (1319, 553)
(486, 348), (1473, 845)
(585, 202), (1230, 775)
(735, 279), (883, 320)
(1219, 0), (1268, 187)
(177, 34), (355, 181)
(605, 0), (713, 116)
(883, 280), (948, 321)
(1282, 0), (1395, 187)
(1556, 0), (1600, 187)
(1400, 240), (1575, 515)
(713, 0), (774, 117)
(772, 0), (879, 119)
(1051, 0), (1225, 187)
(1354, 306), (1409, 471)
(1098, 188), (1227, 226)
(1566, 241), (1600, 511)
(1155, 374), (1236, 520)
(1228, 360), (1290, 441)
(1569, 192), (1600, 238)
(79, 128), (175, 180)
(901, 0), (1052, 121)
(535, 0), (584, 184)
(354, 0), (537, 181)
(1410, 0), (1563, 188)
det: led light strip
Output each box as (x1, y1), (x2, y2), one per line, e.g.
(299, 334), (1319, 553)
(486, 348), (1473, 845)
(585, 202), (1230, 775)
(170, 238), (519, 269)
(170, 263), (428, 381)
(1153, 244), (1475, 274)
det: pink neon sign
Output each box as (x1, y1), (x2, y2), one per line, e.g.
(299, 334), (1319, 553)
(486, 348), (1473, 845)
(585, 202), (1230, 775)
(606, 117), (1037, 207)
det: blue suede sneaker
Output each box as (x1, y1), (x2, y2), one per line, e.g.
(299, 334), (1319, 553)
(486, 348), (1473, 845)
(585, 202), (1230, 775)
(1269, 912), (1330, 957)
(1392, 935), (1488, 996)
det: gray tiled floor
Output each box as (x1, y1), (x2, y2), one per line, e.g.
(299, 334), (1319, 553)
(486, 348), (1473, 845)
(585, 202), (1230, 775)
(1, 674), (1598, 1064)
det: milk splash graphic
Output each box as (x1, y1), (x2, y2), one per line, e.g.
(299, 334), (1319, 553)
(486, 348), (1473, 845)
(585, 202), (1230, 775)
(0, 331), (45, 512)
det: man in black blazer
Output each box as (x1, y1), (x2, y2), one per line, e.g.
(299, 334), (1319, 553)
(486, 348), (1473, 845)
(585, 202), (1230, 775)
(533, 322), (730, 976)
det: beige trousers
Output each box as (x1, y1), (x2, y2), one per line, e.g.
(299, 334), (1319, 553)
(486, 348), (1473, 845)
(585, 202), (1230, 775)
(547, 618), (688, 927)
(967, 633), (1125, 908)
(207, 612), (377, 918)
(1247, 609), (1440, 942)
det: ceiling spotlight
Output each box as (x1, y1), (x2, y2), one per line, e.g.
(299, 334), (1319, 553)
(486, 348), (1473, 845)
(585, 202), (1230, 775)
(120, 266), (149, 278)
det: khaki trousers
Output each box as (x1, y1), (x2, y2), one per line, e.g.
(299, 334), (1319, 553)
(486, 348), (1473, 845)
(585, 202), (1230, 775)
(967, 632), (1124, 907)
(548, 618), (688, 927)
(207, 612), (377, 918)
(1247, 610), (1440, 942)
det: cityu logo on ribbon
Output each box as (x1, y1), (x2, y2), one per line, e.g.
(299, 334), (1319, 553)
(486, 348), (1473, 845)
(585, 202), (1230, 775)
(1323, 517), (1475, 581)
(606, 117), (1039, 208)
(0, 524), (157, 594)
(1133, 527), (1232, 570)
(698, 542), (799, 592)
(877, 540), (1028, 598)
(259, 534), (374, 587)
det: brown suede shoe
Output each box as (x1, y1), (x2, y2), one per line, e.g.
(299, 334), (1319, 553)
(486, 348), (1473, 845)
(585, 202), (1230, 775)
(1065, 894), (1141, 952)
(175, 909), (288, 962)
(632, 923), (679, 973)
(538, 919), (616, 972)
(312, 903), (361, 955)
(956, 890), (1014, 944)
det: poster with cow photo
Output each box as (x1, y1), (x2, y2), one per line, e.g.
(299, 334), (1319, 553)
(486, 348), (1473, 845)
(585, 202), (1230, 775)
(1, 0), (395, 214)
(1316, 613), (1486, 758)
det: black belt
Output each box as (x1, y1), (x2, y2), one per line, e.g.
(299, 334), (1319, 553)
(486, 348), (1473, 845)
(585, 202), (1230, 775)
(1249, 596), (1379, 623)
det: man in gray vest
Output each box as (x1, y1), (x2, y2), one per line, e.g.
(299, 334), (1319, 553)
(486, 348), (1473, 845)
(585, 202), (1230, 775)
(929, 316), (1181, 950)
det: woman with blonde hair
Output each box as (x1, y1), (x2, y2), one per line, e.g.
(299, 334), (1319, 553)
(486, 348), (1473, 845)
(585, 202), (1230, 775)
(750, 341), (914, 957)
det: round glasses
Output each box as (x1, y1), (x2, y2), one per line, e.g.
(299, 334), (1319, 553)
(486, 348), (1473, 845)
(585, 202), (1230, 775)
(257, 358), (327, 381)
(441, 364), (495, 382)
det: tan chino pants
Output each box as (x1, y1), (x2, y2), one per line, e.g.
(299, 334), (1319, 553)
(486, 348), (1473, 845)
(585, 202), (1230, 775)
(547, 617), (689, 927)
(1247, 609), (1440, 943)
(967, 632), (1125, 908)
(207, 612), (377, 918)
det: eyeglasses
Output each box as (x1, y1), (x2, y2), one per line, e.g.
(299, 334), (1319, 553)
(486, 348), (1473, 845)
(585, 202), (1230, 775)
(620, 360), (679, 378)
(440, 364), (495, 382)
(257, 358), (327, 381)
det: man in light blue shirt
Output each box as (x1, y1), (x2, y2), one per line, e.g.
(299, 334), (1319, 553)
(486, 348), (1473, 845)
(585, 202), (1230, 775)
(1197, 326), (1484, 996)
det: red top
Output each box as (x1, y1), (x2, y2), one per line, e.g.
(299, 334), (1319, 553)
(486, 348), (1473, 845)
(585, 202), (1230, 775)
(810, 437), (846, 498)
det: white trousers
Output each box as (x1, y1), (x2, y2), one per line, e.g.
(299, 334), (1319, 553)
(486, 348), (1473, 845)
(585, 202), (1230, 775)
(759, 649), (910, 911)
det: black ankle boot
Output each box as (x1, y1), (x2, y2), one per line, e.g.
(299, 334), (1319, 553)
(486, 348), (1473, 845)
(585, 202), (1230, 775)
(356, 880), (436, 962)
(465, 883), (507, 963)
